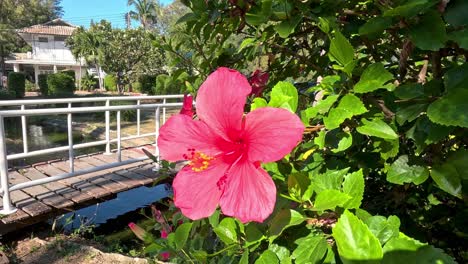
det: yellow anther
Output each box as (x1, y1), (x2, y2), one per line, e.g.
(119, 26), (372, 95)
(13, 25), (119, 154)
(188, 151), (214, 172)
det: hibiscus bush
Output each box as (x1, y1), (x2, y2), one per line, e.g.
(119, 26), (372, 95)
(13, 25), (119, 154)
(131, 0), (468, 263)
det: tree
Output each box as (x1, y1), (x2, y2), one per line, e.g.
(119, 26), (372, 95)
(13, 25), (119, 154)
(0, 0), (62, 79)
(127, 0), (157, 29)
(66, 21), (112, 89)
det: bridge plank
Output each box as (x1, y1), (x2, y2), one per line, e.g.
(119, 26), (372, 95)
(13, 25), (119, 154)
(34, 164), (94, 204)
(3, 188), (51, 218)
(9, 171), (71, 210)
(76, 156), (143, 190)
(47, 161), (112, 199)
(73, 159), (129, 194)
(22, 168), (75, 208)
(113, 169), (154, 186)
(0, 209), (30, 224)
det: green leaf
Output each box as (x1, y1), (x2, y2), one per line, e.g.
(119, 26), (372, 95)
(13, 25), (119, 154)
(313, 190), (351, 211)
(357, 118), (398, 140)
(332, 210), (383, 262)
(444, 0), (468, 26)
(384, 0), (434, 17)
(312, 168), (349, 194)
(245, 0), (272, 26)
(448, 28), (468, 50)
(406, 116), (454, 153)
(174, 222), (192, 249)
(214, 218), (238, 245)
(240, 38), (256, 50)
(409, 11), (447, 51)
(354, 63), (394, 93)
(192, 250), (208, 262)
(394, 83), (424, 99)
(374, 139), (400, 160)
(144, 243), (162, 254)
(245, 223), (264, 246)
(444, 63), (468, 94)
(342, 170), (365, 209)
(427, 89), (468, 127)
(387, 155), (429, 185)
(268, 209), (304, 242)
(359, 16), (393, 36)
(292, 234), (328, 264)
(382, 234), (457, 264)
(301, 94), (339, 123)
(274, 16), (301, 38)
(239, 251), (249, 264)
(251, 97), (268, 111)
(327, 131), (353, 153)
(314, 130), (326, 149)
(329, 31), (354, 67)
(209, 209), (220, 228)
(288, 172), (312, 201)
(365, 215), (400, 245)
(323, 94), (368, 130)
(255, 250), (279, 264)
(269, 244), (291, 264)
(268, 81), (298, 112)
(431, 152), (465, 198)
(396, 103), (427, 125)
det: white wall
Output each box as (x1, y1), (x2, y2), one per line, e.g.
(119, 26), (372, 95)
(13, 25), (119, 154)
(32, 35), (75, 62)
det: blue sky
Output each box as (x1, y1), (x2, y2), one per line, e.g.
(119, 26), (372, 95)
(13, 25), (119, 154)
(62, 0), (173, 28)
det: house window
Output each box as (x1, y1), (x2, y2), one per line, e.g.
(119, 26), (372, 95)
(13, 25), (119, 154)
(54, 36), (67, 42)
(38, 37), (48, 43)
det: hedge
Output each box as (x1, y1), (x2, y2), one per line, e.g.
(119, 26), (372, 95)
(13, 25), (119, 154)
(7, 72), (25, 98)
(138, 75), (156, 94)
(47, 72), (76, 97)
(38, 74), (48, 96)
(104, 74), (117, 92)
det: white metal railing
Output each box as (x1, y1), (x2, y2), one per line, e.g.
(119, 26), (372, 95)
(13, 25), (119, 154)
(0, 95), (185, 215)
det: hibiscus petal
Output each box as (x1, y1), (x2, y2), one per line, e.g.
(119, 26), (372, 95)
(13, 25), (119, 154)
(196, 67), (252, 140)
(245, 107), (305, 163)
(158, 114), (225, 162)
(219, 161), (276, 223)
(173, 160), (229, 220)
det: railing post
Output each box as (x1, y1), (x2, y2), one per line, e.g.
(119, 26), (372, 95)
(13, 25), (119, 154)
(68, 103), (74, 173)
(155, 106), (160, 161)
(137, 100), (141, 136)
(0, 116), (17, 214)
(117, 110), (122, 163)
(105, 99), (111, 155)
(21, 105), (28, 154)
(162, 98), (166, 124)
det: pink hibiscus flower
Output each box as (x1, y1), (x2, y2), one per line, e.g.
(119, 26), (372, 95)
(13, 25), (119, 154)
(158, 67), (305, 223)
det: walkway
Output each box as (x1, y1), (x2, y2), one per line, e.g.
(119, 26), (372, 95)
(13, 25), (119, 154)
(0, 145), (164, 234)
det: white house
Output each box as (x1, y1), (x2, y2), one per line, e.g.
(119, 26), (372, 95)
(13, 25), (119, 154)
(5, 19), (85, 88)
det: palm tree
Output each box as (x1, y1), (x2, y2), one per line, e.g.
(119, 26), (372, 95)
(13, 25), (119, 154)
(127, 0), (157, 29)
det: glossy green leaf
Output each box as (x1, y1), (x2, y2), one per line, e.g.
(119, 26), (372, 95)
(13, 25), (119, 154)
(357, 118), (398, 140)
(387, 155), (429, 185)
(239, 251), (249, 264)
(427, 89), (468, 127)
(313, 189), (351, 211)
(274, 16), (301, 38)
(245, 0), (272, 25)
(288, 172), (312, 201)
(384, 0), (434, 17)
(301, 94), (339, 122)
(251, 97), (268, 111)
(269, 244), (292, 264)
(354, 63), (394, 93)
(312, 168), (349, 194)
(174, 222), (192, 249)
(374, 139), (400, 160)
(214, 218), (238, 245)
(431, 154), (464, 198)
(448, 29), (468, 49)
(329, 31), (354, 67)
(192, 250), (208, 262)
(342, 170), (365, 209)
(255, 250), (279, 264)
(292, 234), (328, 264)
(268, 81), (298, 112)
(365, 215), (400, 245)
(323, 94), (368, 130)
(268, 209), (304, 242)
(359, 16), (393, 36)
(382, 234), (457, 264)
(409, 11), (447, 51)
(332, 210), (383, 262)
(444, 0), (468, 26)
(406, 116), (454, 153)
(396, 104), (427, 125)
(327, 131), (353, 153)
(394, 83), (424, 99)
(444, 63), (468, 94)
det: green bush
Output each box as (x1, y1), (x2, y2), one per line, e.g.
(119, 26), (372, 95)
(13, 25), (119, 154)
(7, 72), (25, 98)
(80, 73), (97, 91)
(131, 81), (142, 93)
(104, 74), (117, 92)
(62, 70), (76, 82)
(25, 80), (35, 92)
(38, 74), (48, 96)
(0, 88), (15, 100)
(47, 72), (75, 97)
(138, 75), (156, 94)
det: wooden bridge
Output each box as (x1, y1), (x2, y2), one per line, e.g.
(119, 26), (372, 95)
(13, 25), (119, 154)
(0, 95), (185, 234)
